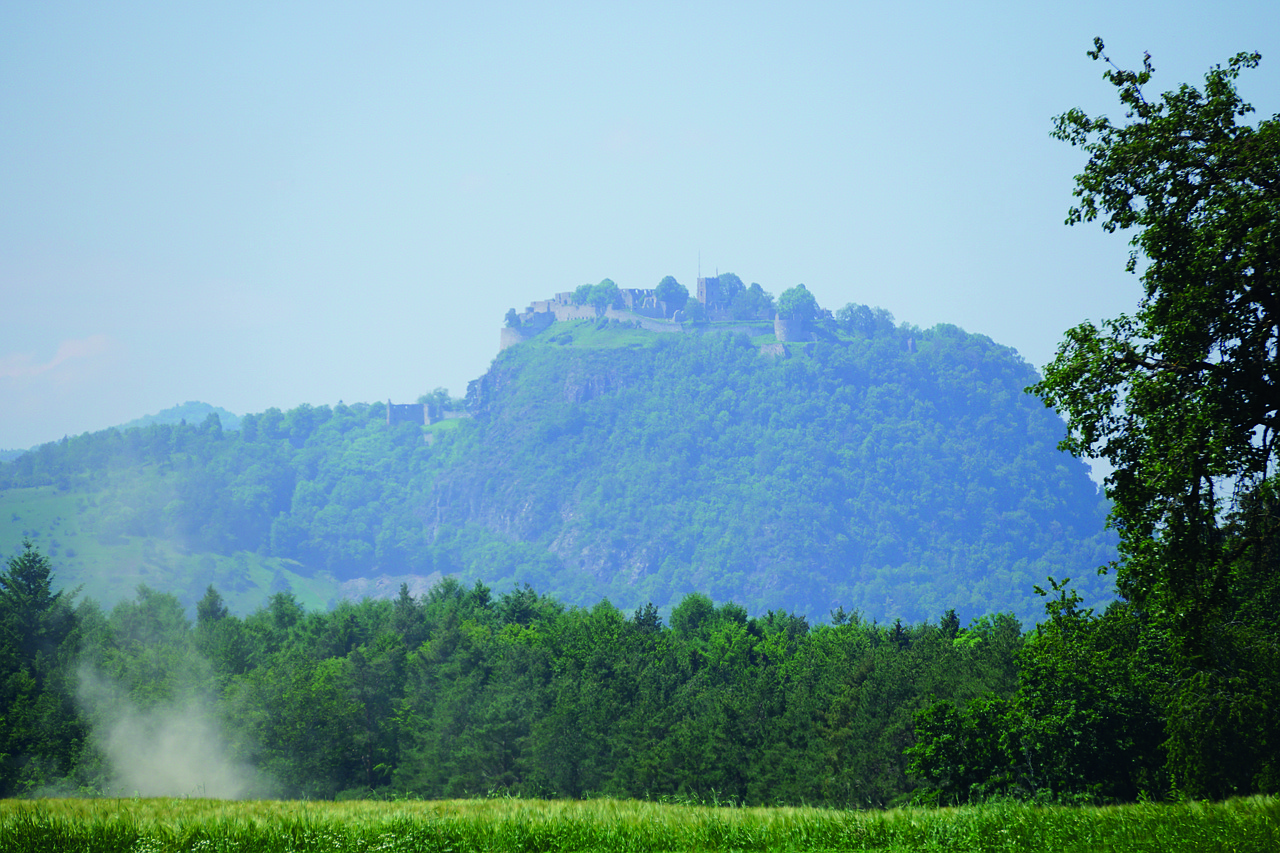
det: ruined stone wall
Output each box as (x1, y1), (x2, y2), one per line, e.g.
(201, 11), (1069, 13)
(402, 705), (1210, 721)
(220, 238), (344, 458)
(501, 311), (556, 351)
(619, 288), (658, 310)
(386, 401), (427, 426)
(774, 316), (808, 342)
(502, 288), (784, 351)
(551, 304), (603, 321)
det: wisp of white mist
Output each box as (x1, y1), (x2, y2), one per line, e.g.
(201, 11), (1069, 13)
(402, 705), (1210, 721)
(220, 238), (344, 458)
(77, 667), (262, 799)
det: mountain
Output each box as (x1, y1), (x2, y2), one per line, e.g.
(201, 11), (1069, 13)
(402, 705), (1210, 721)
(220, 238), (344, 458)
(0, 401), (240, 463)
(115, 401), (242, 433)
(438, 316), (1114, 622)
(0, 311), (1114, 623)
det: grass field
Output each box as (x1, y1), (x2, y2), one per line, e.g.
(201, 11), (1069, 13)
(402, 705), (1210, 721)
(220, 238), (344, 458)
(1, 795), (1277, 852)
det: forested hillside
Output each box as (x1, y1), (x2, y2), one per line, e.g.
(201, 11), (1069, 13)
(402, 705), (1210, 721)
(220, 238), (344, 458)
(449, 317), (1114, 621)
(0, 308), (1114, 623)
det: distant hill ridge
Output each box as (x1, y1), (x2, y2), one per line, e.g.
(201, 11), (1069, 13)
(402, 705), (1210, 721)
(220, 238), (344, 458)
(0, 401), (240, 463)
(116, 401), (241, 433)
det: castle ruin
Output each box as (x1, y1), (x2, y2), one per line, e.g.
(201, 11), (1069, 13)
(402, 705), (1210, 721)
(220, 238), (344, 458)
(386, 400), (427, 426)
(500, 276), (783, 351)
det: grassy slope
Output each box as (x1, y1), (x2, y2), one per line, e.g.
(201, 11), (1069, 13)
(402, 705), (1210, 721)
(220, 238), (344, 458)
(0, 486), (338, 614)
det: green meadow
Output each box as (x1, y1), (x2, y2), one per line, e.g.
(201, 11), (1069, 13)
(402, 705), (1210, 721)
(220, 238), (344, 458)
(2, 796), (1277, 852)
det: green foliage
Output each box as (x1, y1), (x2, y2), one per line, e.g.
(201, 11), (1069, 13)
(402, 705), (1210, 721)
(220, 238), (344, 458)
(0, 539), (1032, 805)
(836, 303), (897, 336)
(776, 283), (818, 321)
(590, 279), (622, 310)
(1030, 40), (1280, 800)
(716, 272), (746, 303)
(730, 282), (775, 320)
(1040, 40), (1278, 632)
(909, 581), (1169, 805)
(444, 321), (1113, 622)
(0, 542), (72, 664)
(911, 43), (1280, 807)
(114, 400), (241, 433)
(0, 541), (1249, 809)
(654, 276), (689, 314)
(681, 300), (708, 323)
(569, 279), (622, 311)
(0, 543), (83, 795)
(1013, 583), (1169, 801)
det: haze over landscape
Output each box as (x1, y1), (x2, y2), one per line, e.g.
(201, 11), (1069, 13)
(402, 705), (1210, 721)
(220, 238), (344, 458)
(4, 1), (1278, 452)
(2, 3), (1280, 820)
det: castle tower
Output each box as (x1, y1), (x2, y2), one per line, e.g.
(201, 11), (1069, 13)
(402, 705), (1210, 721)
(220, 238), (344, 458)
(697, 275), (720, 306)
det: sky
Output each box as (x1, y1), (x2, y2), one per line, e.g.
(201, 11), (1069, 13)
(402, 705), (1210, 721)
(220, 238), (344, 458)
(2, 1), (1277, 451)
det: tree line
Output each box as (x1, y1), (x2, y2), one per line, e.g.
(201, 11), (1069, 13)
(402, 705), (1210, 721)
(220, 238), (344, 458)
(6, 535), (1272, 805)
(2, 540), (1025, 803)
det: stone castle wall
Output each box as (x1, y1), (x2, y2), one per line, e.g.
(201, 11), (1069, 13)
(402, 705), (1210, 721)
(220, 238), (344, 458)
(774, 316), (808, 342)
(504, 281), (788, 350)
(386, 401), (427, 426)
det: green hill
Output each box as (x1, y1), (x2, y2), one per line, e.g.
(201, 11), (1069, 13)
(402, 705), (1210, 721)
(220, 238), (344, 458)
(445, 316), (1114, 621)
(0, 401), (241, 463)
(0, 310), (1114, 623)
(116, 400), (242, 433)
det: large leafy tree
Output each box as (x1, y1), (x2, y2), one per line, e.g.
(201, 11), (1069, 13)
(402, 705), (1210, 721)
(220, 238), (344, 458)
(1034, 40), (1280, 796)
(730, 282), (775, 321)
(654, 276), (689, 314)
(590, 278), (622, 310)
(776, 283), (818, 322)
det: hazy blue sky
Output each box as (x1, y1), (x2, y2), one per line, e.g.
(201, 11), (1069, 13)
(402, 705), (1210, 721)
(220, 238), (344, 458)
(3, 1), (1277, 450)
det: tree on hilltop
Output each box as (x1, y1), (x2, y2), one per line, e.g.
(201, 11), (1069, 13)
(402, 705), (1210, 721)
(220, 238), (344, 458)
(590, 278), (622, 310)
(836, 303), (897, 336)
(731, 282), (775, 320)
(574, 279), (622, 310)
(776, 284), (818, 322)
(655, 276), (689, 314)
(716, 272), (746, 306)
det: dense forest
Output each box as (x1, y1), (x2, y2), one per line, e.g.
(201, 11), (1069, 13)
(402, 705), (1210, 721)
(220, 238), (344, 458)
(0, 540), (1023, 803)
(0, 306), (1115, 625)
(2, 538), (1270, 805)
